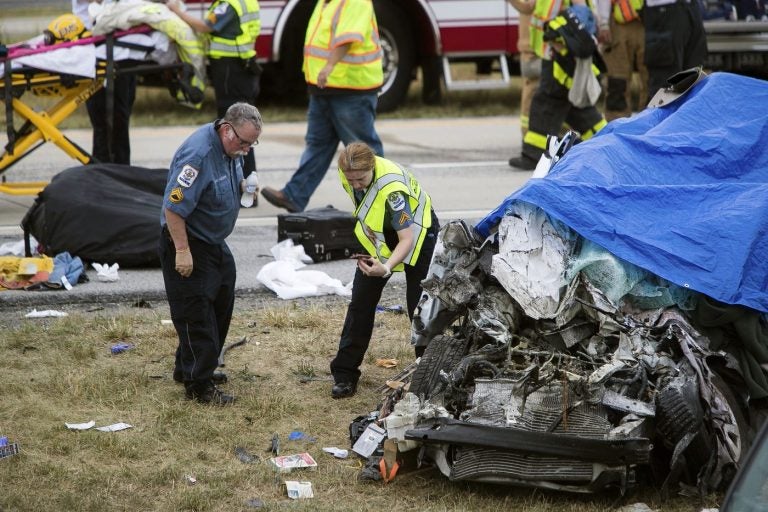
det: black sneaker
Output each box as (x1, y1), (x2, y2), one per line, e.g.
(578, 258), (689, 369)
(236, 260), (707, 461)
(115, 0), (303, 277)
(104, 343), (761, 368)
(508, 154), (538, 171)
(331, 382), (356, 399)
(174, 370), (228, 384)
(185, 385), (235, 405)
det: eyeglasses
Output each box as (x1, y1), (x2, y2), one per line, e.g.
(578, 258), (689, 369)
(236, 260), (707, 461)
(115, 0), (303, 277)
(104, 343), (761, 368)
(227, 123), (259, 148)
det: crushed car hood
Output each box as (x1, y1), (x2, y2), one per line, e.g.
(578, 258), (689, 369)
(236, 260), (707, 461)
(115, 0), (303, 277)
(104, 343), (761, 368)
(476, 72), (768, 313)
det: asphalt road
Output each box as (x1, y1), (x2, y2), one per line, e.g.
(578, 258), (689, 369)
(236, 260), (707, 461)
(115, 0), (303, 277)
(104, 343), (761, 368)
(0, 115), (532, 308)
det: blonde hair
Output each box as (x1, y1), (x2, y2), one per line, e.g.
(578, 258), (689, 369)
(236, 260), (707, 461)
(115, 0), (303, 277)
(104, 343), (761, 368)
(338, 142), (375, 174)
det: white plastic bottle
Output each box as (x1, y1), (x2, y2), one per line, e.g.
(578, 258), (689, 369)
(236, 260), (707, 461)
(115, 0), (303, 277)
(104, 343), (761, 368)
(240, 173), (259, 207)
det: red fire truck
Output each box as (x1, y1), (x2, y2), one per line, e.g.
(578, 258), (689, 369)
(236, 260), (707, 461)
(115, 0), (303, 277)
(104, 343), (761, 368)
(186, 0), (522, 111)
(185, 1), (768, 112)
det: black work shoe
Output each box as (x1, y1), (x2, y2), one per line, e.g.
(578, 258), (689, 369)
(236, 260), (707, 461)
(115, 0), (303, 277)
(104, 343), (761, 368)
(174, 370), (227, 384)
(331, 382), (357, 399)
(261, 187), (299, 213)
(508, 154), (538, 171)
(185, 385), (235, 405)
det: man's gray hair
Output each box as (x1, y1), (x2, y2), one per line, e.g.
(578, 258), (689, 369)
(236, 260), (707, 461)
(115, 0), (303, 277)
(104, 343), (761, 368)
(223, 102), (263, 131)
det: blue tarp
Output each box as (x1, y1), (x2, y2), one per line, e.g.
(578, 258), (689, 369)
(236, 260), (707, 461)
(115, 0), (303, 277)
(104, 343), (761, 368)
(477, 72), (768, 312)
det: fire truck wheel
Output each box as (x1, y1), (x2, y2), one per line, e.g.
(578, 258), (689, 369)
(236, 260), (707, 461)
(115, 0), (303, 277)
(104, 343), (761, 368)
(374, 0), (415, 113)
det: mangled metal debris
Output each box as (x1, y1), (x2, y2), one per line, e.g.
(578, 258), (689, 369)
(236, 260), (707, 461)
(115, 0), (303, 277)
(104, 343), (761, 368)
(360, 203), (762, 496)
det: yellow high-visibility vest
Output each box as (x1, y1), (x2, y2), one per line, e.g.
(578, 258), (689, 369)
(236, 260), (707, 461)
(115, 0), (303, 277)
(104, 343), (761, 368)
(530, 0), (569, 59)
(303, 0), (383, 90)
(208, 0), (261, 59)
(339, 157), (432, 269)
(612, 0), (643, 23)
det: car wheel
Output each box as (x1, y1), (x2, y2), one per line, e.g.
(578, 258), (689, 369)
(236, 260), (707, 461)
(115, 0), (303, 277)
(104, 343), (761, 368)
(683, 373), (750, 489)
(410, 334), (470, 400)
(711, 373), (749, 463)
(373, 0), (415, 113)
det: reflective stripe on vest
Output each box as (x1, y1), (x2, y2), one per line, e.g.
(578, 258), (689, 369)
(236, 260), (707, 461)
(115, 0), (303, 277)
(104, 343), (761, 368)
(208, 0), (261, 59)
(303, 0), (383, 89)
(531, 0), (567, 58)
(612, 0), (642, 23)
(339, 158), (432, 268)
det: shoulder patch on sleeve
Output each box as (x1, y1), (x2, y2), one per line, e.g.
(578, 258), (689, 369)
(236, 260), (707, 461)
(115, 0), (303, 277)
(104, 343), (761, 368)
(177, 164), (199, 188)
(387, 192), (405, 211)
(169, 187), (184, 204)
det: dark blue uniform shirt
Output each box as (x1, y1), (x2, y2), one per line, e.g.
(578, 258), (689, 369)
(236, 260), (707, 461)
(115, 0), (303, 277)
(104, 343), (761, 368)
(161, 123), (243, 244)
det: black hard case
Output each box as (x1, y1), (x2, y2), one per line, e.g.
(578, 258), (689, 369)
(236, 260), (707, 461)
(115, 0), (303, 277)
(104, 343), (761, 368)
(277, 206), (365, 262)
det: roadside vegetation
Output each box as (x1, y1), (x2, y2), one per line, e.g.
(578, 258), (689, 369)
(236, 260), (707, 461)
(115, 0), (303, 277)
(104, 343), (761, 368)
(0, 294), (721, 511)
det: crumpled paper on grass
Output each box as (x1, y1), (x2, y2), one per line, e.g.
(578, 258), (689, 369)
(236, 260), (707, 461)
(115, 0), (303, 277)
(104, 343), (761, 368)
(26, 309), (68, 318)
(65, 421), (132, 432)
(285, 481), (313, 499)
(257, 240), (350, 299)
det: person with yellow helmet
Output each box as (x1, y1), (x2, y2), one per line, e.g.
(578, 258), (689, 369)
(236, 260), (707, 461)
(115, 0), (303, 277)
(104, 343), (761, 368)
(260, 0), (384, 214)
(167, 0), (261, 181)
(329, 142), (439, 399)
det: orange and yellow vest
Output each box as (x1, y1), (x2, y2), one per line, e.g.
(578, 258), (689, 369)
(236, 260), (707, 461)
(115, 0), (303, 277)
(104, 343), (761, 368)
(303, 0), (383, 90)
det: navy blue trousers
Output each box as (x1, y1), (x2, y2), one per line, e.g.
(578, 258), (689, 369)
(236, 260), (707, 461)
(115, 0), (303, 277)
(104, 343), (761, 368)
(159, 230), (236, 393)
(330, 221), (438, 385)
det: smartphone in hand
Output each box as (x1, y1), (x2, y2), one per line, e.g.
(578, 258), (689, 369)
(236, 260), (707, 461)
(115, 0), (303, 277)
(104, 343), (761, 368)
(350, 253), (372, 263)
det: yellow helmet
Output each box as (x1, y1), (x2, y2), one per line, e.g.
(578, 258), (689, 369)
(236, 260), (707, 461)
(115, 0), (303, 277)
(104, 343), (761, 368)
(43, 14), (88, 45)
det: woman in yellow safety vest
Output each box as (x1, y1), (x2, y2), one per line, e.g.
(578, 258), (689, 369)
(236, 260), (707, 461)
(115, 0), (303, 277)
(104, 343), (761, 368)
(329, 142), (439, 399)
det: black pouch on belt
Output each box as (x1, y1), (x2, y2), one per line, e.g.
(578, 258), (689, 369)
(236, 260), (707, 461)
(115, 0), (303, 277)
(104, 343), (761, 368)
(243, 56), (263, 76)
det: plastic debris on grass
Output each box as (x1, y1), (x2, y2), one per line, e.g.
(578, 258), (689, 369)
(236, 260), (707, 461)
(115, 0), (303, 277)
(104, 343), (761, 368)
(110, 342), (134, 354)
(288, 430), (316, 442)
(322, 447), (349, 459)
(0, 436), (20, 460)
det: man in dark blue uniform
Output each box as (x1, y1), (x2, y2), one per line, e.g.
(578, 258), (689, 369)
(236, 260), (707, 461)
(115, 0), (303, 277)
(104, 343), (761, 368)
(160, 102), (262, 405)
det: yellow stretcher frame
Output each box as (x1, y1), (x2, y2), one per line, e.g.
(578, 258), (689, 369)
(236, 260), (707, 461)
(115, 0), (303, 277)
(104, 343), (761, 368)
(0, 71), (105, 195)
(1, 33), (184, 196)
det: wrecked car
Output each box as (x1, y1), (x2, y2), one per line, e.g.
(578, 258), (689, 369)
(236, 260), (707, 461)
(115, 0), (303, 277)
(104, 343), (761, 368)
(359, 72), (768, 495)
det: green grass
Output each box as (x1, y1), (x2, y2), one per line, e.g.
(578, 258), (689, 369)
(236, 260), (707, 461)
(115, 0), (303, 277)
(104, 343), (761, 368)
(0, 298), (722, 511)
